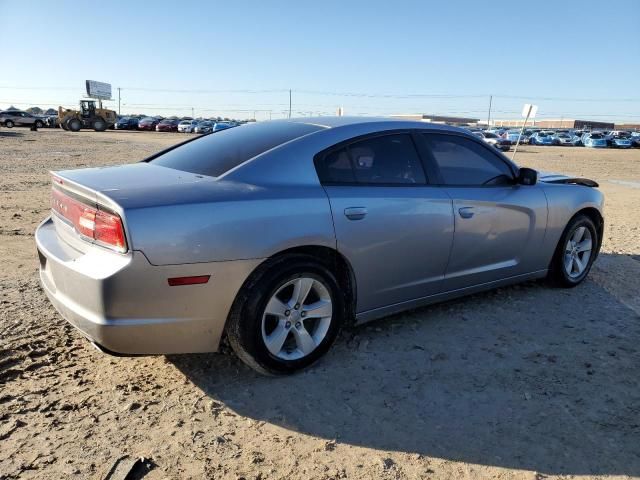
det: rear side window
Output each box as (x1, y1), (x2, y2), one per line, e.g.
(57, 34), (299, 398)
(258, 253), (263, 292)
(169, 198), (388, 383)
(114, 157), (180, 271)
(422, 133), (514, 186)
(150, 121), (323, 177)
(317, 134), (426, 185)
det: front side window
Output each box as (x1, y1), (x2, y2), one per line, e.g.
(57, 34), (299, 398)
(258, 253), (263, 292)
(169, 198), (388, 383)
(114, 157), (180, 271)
(422, 133), (514, 186)
(316, 133), (426, 185)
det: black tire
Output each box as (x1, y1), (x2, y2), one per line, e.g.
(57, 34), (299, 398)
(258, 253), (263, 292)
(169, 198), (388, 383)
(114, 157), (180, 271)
(5, 120), (14, 128)
(93, 118), (107, 132)
(68, 118), (82, 132)
(34, 120), (44, 128)
(226, 254), (346, 375)
(547, 214), (599, 288)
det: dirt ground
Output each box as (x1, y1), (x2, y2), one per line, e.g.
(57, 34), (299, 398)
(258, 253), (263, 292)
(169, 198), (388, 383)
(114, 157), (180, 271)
(1, 128), (639, 480)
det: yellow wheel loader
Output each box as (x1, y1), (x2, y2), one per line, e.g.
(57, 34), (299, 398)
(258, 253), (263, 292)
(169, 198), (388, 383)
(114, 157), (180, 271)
(58, 100), (116, 132)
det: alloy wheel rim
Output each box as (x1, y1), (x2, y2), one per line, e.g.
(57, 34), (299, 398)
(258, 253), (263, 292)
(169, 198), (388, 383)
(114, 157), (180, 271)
(261, 277), (333, 361)
(564, 226), (592, 278)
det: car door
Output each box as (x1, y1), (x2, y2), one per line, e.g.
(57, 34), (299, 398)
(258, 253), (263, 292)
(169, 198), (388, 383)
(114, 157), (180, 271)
(316, 131), (454, 314)
(10, 112), (22, 125)
(420, 132), (548, 291)
(19, 112), (33, 126)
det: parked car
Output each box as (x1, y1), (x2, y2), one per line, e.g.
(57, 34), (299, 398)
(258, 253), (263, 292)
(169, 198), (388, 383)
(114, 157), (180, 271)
(0, 110), (45, 128)
(213, 121), (236, 132)
(608, 134), (632, 149)
(504, 129), (527, 145)
(178, 120), (199, 133)
(114, 117), (139, 130)
(35, 117), (604, 375)
(156, 119), (180, 132)
(44, 115), (59, 128)
(552, 132), (574, 146)
(529, 132), (555, 146)
(571, 133), (584, 146)
(137, 117), (160, 131)
(630, 132), (640, 148)
(582, 132), (608, 148)
(473, 131), (511, 151)
(194, 121), (214, 134)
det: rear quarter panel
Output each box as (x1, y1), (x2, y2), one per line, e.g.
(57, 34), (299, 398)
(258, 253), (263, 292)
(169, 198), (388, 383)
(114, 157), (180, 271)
(126, 185), (336, 265)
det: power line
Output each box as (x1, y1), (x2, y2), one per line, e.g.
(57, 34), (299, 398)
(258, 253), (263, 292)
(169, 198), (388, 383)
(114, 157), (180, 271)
(2, 85), (640, 103)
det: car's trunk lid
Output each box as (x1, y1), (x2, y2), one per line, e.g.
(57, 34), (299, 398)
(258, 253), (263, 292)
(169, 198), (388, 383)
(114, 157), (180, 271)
(53, 162), (229, 210)
(50, 162), (260, 251)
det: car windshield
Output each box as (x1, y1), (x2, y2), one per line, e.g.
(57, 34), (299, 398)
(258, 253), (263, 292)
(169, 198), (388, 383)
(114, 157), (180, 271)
(179, 121), (190, 125)
(150, 121), (323, 177)
(484, 132), (498, 138)
(589, 134), (603, 139)
(119, 117), (130, 122)
(557, 134), (570, 138)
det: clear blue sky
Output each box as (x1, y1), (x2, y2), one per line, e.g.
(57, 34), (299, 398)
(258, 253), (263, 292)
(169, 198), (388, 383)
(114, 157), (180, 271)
(1, 0), (638, 122)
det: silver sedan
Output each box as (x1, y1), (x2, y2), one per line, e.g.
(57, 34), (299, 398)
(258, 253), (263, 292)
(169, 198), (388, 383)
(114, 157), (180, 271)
(36, 117), (604, 375)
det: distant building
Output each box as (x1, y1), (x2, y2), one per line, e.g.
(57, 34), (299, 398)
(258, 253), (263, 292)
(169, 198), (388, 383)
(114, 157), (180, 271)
(391, 114), (479, 126)
(614, 123), (640, 131)
(492, 118), (615, 130)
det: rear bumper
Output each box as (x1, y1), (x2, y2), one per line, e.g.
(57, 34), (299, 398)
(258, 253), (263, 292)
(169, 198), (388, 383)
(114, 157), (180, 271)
(35, 217), (262, 355)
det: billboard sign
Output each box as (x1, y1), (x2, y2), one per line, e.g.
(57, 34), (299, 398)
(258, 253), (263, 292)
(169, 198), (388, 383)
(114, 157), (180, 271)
(85, 80), (112, 100)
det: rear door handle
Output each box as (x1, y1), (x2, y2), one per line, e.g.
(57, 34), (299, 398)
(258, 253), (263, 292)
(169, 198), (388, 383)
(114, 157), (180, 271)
(458, 207), (474, 219)
(344, 207), (368, 220)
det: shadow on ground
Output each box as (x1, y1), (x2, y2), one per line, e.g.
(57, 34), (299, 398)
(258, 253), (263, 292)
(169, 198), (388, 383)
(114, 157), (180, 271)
(171, 254), (640, 477)
(0, 131), (25, 138)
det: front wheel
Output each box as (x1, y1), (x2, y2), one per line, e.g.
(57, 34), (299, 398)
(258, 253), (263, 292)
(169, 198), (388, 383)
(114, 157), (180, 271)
(67, 118), (82, 132)
(227, 255), (345, 375)
(34, 120), (44, 128)
(548, 214), (598, 287)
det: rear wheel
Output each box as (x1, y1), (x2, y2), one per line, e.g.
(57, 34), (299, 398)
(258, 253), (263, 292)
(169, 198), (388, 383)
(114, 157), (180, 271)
(227, 255), (345, 375)
(93, 118), (107, 132)
(67, 118), (82, 132)
(548, 214), (598, 287)
(4, 120), (14, 128)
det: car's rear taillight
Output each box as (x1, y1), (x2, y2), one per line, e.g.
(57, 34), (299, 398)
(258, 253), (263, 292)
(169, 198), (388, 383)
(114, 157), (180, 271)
(51, 186), (127, 253)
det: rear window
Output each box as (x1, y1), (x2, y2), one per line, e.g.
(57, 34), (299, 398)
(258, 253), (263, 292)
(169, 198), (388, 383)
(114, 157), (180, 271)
(149, 121), (323, 177)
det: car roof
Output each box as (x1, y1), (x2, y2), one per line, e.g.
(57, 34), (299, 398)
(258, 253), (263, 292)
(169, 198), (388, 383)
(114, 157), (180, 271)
(272, 116), (467, 133)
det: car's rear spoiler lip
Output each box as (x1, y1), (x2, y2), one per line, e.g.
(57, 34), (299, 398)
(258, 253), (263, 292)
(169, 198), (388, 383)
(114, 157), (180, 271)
(49, 170), (125, 213)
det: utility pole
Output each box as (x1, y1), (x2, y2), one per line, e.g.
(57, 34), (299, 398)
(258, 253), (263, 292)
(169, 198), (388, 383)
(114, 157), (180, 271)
(117, 87), (121, 115)
(288, 89), (292, 119)
(487, 95), (492, 127)
(191, 107), (194, 118)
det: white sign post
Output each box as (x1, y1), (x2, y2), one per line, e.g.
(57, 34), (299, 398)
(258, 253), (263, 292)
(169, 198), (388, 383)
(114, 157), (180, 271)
(512, 103), (538, 161)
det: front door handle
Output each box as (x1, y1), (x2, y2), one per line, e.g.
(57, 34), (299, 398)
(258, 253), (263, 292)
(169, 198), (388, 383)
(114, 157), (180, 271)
(344, 207), (368, 220)
(458, 207), (475, 219)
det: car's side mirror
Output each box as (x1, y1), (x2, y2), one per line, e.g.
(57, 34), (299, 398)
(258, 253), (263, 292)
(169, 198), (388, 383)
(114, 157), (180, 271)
(517, 167), (538, 185)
